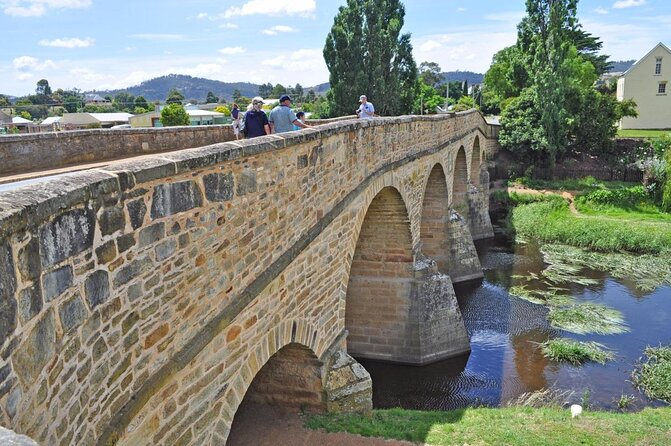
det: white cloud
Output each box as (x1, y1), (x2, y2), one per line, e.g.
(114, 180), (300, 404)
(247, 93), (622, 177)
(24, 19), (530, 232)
(38, 37), (94, 48)
(130, 33), (186, 41)
(225, 0), (316, 18)
(12, 55), (56, 71)
(1, 0), (91, 17)
(219, 22), (238, 29)
(483, 11), (525, 22)
(457, 8), (466, 12)
(218, 46), (245, 55)
(419, 40), (442, 52)
(613, 0), (646, 9)
(263, 25), (298, 36)
(593, 7), (609, 14)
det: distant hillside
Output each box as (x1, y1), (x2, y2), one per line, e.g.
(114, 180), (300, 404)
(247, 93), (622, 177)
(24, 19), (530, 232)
(442, 71), (484, 84)
(96, 74), (261, 102)
(609, 60), (636, 73)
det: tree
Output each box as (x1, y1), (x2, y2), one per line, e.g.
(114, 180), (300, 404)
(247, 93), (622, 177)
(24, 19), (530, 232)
(135, 96), (150, 112)
(214, 105), (231, 116)
(0, 95), (10, 107)
(206, 91), (219, 103)
(232, 89), (242, 102)
(419, 61), (443, 89)
(166, 88), (185, 105)
(160, 103), (190, 126)
(113, 92), (135, 112)
(413, 79), (444, 114)
(61, 89), (83, 113)
(324, 0), (418, 117)
(271, 83), (286, 98)
(483, 45), (528, 108)
(258, 83), (273, 98)
(36, 79), (52, 96)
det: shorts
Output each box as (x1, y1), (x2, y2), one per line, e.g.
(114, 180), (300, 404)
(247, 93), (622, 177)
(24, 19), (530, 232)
(232, 119), (240, 135)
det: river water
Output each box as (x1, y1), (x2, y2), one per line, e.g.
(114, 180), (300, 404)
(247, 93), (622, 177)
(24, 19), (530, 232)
(358, 233), (671, 411)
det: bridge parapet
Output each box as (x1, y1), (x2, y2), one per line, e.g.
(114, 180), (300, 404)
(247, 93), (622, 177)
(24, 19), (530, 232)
(0, 111), (498, 445)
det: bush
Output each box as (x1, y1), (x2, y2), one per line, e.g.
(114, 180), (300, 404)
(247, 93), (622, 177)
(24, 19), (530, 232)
(576, 185), (649, 207)
(160, 103), (190, 127)
(663, 149), (671, 212)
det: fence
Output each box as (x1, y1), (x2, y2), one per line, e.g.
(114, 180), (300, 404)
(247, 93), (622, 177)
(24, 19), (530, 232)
(489, 164), (644, 183)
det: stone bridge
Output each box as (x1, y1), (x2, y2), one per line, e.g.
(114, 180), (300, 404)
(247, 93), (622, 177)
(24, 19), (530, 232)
(0, 111), (498, 445)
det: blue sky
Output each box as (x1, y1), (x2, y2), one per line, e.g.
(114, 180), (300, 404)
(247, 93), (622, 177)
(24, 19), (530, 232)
(1, 0), (670, 96)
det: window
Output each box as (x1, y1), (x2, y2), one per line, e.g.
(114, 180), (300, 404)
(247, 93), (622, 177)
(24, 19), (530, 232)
(655, 57), (662, 75)
(659, 82), (667, 94)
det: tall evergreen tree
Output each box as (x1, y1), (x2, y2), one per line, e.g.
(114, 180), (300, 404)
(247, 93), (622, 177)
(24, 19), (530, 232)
(324, 0), (418, 117)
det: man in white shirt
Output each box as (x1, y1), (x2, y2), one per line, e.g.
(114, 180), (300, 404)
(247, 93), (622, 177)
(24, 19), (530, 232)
(356, 95), (375, 119)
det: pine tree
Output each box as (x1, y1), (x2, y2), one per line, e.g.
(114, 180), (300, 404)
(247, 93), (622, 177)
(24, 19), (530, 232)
(323, 0), (417, 117)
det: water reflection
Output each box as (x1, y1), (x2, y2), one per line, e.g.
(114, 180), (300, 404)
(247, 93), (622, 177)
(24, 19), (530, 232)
(358, 234), (671, 411)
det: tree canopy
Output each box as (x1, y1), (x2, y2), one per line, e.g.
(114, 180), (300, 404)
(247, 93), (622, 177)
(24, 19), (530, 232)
(487, 0), (637, 167)
(324, 0), (418, 117)
(160, 103), (190, 126)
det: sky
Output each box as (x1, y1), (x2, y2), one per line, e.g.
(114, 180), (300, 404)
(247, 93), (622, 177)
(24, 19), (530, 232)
(1, 0), (670, 97)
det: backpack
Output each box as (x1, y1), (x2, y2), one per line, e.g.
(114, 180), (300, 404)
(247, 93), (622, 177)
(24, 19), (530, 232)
(239, 112), (248, 137)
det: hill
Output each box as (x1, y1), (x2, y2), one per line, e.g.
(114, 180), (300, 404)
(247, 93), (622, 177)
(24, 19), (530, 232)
(442, 71), (484, 84)
(96, 74), (261, 102)
(609, 60), (636, 73)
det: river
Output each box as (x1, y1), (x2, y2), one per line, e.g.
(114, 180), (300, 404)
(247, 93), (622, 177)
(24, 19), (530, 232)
(358, 233), (671, 411)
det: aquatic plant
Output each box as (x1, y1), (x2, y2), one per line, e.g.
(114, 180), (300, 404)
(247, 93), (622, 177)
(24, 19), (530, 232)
(632, 345), (671, 403)
(508, 285), (574, 306)
(615, 394), (636, 411)
(548, 303), (629, 335)
(504, 389), (575, 408)
(542, 244), (671, 292)
(541, 338), (614, 365)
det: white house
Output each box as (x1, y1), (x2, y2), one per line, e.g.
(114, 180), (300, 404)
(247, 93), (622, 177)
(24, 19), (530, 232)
(617, 42), (671, 129)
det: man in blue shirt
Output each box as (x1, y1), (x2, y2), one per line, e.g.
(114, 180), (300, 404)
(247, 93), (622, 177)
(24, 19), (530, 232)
(269, 95), (310, 133)
(244, 96), (270, 138)
(356, 95), (375, 119)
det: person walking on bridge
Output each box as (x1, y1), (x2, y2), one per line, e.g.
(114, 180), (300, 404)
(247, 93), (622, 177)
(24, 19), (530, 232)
(269, 95), (310, 133)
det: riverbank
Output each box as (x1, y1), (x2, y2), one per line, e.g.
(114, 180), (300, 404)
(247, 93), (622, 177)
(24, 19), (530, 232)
(306, 406), (671, 445)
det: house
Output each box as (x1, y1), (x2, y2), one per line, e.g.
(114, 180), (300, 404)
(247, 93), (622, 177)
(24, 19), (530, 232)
(11, 116), (37, 133)
(84, 93), (110, 105)
(129, 108), (228, 127)
(617, 42), (671, 129)
(39, 116), (62, 131)
(0, 111), (11, 133)
(59, 112), (133, 129)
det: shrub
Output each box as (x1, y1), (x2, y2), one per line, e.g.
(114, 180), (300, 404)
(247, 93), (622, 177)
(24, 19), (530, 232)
(576, 185), (649, 207)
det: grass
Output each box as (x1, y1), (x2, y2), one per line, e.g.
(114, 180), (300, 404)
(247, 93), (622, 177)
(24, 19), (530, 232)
(541, 338), (615, 365)
(632, 345), (671, 403)
(547, 303), (629, 335)
(617, 129), (671, 139)
(305, 406), (671, 446)
(509, 198), (671, 254)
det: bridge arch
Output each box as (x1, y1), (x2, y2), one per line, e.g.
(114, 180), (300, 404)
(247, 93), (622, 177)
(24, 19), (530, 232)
(470, 135), (482, 187)
(345, 186), (415, 363)
(452, 146), (469, 212)
(420, 163), (451, 272)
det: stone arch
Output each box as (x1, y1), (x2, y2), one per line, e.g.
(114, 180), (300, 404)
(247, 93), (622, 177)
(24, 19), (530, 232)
(452, 146), (468, 212)
(470, 135), (481, 187)
(345, 186), (415, 363)
(420, 163), (451, 272)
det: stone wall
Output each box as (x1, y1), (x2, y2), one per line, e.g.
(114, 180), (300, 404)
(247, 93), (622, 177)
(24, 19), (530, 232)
(0, 111), (499, 445)
(0, 125), (234, 177)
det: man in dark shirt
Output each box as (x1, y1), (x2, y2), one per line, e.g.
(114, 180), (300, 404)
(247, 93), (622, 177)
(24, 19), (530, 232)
(244, 96), (270, 138)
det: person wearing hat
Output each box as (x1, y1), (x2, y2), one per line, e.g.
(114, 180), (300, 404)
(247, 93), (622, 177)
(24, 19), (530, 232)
(269, 95), (310, 133)
(244, 96), (270, 138)
(356, 95), (375, 119)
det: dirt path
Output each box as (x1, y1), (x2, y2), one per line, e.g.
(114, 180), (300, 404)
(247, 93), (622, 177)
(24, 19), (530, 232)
(226, 404), (423, 446)
(492, 182), (580, 215)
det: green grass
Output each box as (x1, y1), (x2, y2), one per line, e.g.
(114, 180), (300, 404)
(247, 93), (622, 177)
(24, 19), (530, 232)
(632, 345), (671, 403)
(548, 303), (629, 335)
(617, 129), (671, 138)
(509, 199), (671, 254)
(541, 338), (615, 365)
(305, 406), (671, 446)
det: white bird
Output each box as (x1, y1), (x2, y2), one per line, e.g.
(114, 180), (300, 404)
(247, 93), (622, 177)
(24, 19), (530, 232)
(570, 404), (583, 418)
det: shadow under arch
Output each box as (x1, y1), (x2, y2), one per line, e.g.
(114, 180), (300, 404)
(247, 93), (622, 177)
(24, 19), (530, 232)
(227, 342), (325, 445)
(345, 186), (415, 363)
(420, 163), (451, 273)
(452, 146), (468, 214)
(470, 135), (481, 187)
